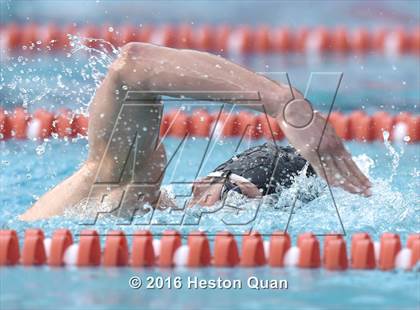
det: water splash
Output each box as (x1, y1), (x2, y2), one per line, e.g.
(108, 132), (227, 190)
(0, 33), (121, 113)
(382, 130), (404, 183)
(50, 141), (419, 240)
(1, 35), (418, 239)
(68, 34), (119, 87)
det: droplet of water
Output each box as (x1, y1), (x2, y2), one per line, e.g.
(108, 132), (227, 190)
(35, 144), (46, 156)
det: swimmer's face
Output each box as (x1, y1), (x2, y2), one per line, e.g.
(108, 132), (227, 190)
(189, 177), (224, 207)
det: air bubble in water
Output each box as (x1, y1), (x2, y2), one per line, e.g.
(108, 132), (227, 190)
(35, 144), (46, 156)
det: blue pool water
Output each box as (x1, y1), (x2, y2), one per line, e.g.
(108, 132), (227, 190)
(1, 1), (420, 307)
(1, 53), (420, 308)
(1, 267), (419, 310)
(1, 136), (419, 309)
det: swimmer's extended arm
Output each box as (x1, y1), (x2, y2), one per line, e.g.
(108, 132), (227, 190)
(117, 43), (371, 196)
(20, 42), (372, 222)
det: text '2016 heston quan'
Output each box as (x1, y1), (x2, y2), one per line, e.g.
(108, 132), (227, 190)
(187, 276), (288, 290)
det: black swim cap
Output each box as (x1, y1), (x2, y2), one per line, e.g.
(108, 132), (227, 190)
(213, 143), (315, 195)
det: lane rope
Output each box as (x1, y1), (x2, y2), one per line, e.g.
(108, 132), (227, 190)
(0, 229), (418, 270)
(0, 108), (419, 142)
(1, 24), (419, 55)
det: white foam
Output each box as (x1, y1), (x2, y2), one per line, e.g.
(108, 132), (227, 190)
(263, 240), (270, 257)
(149, 28), (165, 46)
(63, 244), (79, 266)
(152, 239), (161, 257)
(227, 30), (243, 54)
(43, 238), (52, 258)
(395, 248), (412, 270)
(27, 119), (41, 140)
(384, 32), (402, 56)
(374, 241), (380, 262)
(173, 245), (189, 266)
(393, 122), (408, 142)
(306, 31), (323, 54)
(283, 246), (300, 267)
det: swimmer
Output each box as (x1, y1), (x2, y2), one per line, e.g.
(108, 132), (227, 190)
(19, 43), (372, 221)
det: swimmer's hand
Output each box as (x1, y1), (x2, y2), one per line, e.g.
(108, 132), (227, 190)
(280, 106), (372, 196)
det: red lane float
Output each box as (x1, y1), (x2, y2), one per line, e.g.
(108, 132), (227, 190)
(0, 230), (20, 265)
(305, 27), (329, 53)
(351, 233), (376, 269)
(328, 112), (350, 140)
(48, 229), (73, 266)
(195, 25), (215, 52)
(178, 25), (194, 49)
(240, 232), (266, 267)
(407, 234), (420, 268)
(1, 24), (420, 55)
(371, 111), (393, 141)
(0, 230), (418, 270)
(297, 233), (321, 268)
(213, 231), (240, 267)
(215, 111), (238, 137)
(149, 25), (176, 47)
(352, 28), (371, 53)
(103, 230), (129, 267)
(189, 109), (213, 137)
(331, 27), (350, 53)
(379, 233), (401, 270)
(77, 230), (101, 266)
(21, 229), (46, 266)
(165, 111), (189, 138)
(324, 235), (348, 271)
(227, 26), (253, 54)
(187, 231), (211, 267)
(0, 109), (12, 139)
(276, 27), (293, 52)
(258, 114), (284, 140)
(268, 232), (290, 267)
(10, 107), (29, 139)
(54, 109), (77, 138)
(30, 109), (54, 139)
(235, 111), (261, 139)
(131, 230), (155, 267)
(73, 114), (89, 136)
(295, 28), (309, 52)
(254, 26), (272, 53)
(348, 111), (372, 142)
(0, 108), (418, 142)
(158, 230), (181, 267)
